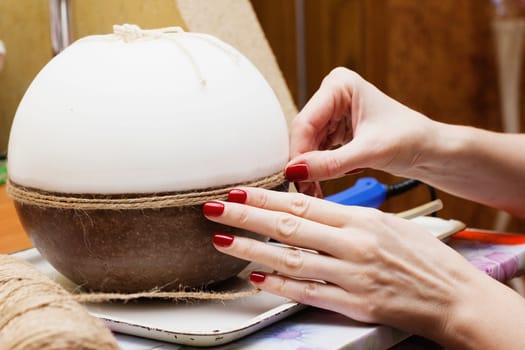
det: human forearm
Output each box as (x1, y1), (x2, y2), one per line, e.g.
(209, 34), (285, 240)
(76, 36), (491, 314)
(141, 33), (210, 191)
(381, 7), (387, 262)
(437, 272), (525, 349)
(408, 123), (525, 217)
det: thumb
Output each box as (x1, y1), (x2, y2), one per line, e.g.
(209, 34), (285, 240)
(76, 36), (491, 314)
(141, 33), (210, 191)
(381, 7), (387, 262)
(286, 137), (373, 182)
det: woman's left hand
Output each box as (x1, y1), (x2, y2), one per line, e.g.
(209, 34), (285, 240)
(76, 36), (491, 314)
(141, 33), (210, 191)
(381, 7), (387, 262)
(202, 187), (492, 342)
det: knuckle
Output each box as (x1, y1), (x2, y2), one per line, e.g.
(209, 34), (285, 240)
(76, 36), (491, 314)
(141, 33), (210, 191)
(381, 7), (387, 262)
(368, 207), (385, 220)
(326, 67), (349, 81)
(276, 214), (300, 239)
(297, 281), (321, 305)
(236, 206), (250, 225)
(377, 210), (397, 227)
(352, 235), (381, 263)
(320, 153), (344, 178)
(237, 240), (258, 260)
(355, 207), (383, 227)
(253, 190), (270, 209)
(364, 300), (378, 318)
(276, 214), (299, 238)
(275, 276), (289, 295)
(363, 298), (384, 320)
(281, 249), (304, 272)
(361, 243), (380, 262)
(352, 270), (372, 286)
(289, 193), (310, 217)
(325, 67), (360, 85)
(360, 206), (379, 218)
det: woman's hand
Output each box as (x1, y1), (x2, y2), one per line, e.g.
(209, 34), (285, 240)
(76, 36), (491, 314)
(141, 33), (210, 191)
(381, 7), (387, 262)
(285, 67), (437, 194)
(202, 187), (497, 344)
(286, 67), (525, 216)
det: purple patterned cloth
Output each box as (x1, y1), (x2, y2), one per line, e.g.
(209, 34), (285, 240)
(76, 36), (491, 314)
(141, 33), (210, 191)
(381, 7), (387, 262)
(448, 240), (524, 281)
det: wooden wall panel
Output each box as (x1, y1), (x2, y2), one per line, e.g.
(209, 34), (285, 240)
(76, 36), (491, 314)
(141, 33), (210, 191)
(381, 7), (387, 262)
(0, 0), (52, 156)
(385, 1), (500, 130)
(251, 0), (365, 106)
(377, 0), (516, 230)
(303, 0), (365, 97)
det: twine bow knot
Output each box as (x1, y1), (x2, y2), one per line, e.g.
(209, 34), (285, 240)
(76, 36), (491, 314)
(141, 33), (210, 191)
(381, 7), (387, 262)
(113, 23), (185, 42)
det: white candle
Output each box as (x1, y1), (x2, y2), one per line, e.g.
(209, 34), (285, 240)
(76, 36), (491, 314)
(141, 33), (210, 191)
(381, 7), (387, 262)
(8, 25), (289, 194)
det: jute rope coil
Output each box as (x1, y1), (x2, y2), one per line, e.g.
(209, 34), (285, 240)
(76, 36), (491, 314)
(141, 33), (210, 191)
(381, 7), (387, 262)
(7, 171), (286, 210)
(0, 255), (119, 350)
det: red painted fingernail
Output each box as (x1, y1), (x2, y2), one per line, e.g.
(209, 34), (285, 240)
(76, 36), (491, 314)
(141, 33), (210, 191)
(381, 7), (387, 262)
(213, 233), (234, 247)
(203, 201), (225, 216)
(285, 163), (309, 182)
(228, 189), (247, 203)
(344, 168), (364, 175)
(250, 271), (266, 283)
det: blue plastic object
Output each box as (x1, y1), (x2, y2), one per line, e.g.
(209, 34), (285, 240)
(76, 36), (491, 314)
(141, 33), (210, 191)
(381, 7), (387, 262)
(324, 177), (387, 208)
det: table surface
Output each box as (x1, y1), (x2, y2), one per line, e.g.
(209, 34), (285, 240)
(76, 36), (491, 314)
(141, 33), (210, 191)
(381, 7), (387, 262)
(0, 184), (32, 253)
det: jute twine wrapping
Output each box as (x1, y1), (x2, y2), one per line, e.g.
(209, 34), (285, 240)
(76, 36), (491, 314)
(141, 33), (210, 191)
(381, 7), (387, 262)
(0, 255), (119, 350)
(6, 171), (285, 210)
(4, 172), (276, 313)
(72, 288), (259, 303)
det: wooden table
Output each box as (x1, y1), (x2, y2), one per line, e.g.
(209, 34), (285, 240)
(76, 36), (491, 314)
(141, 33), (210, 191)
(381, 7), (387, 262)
(0, 184), (32, 253)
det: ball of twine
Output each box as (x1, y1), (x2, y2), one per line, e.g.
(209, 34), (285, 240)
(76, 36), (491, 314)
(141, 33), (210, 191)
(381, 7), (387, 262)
(0, 254), (119, 350)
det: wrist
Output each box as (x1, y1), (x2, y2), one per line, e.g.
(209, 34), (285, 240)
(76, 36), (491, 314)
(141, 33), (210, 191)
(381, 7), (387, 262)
(407, 122), (476, 181)
(439, 273), (525, 349)
(436, 271), (489, 349)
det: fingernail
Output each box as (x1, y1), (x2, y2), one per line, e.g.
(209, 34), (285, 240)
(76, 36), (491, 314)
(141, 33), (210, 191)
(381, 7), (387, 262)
(228, 189), (247, 203)
(203, 201), (225, 216)
(213, 233), (234, 247)
(285, 163), (309, 182)
(344, 168), (364, 175)
(250, 271), (266, 283)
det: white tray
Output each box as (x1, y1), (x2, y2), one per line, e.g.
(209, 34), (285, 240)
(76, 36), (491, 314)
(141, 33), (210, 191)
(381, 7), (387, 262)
(13, 248), (304, 347)
(12, 216), (464, 347)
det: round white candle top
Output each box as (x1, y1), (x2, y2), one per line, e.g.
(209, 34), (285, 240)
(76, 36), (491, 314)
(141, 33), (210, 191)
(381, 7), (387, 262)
(8, 25), (289, 194)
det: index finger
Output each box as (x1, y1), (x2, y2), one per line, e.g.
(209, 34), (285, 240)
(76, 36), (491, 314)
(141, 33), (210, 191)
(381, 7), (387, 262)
(230, 187), (370, 229)
(290, 68), (359, 159)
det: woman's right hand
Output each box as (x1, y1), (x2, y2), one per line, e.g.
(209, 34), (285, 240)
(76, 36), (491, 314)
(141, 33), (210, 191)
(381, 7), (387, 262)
(285, 67), (438, 193)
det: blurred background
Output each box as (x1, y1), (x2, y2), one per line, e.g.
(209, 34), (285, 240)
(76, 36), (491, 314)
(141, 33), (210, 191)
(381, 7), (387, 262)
(0, 0), (524, 232)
